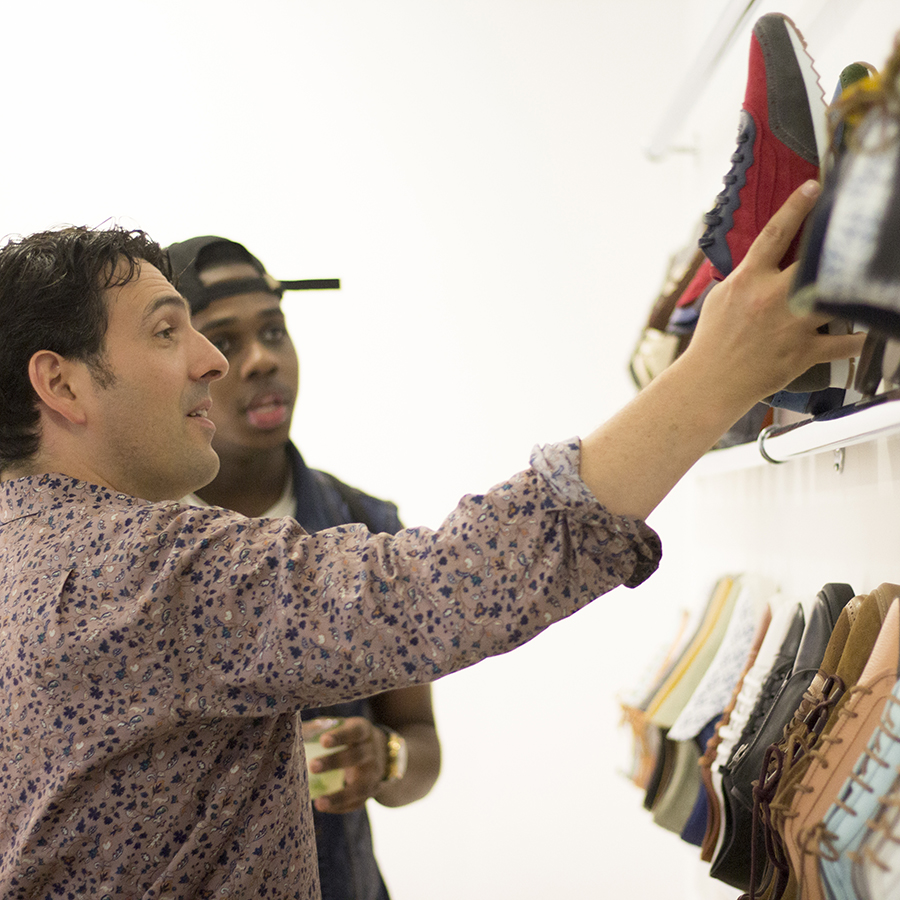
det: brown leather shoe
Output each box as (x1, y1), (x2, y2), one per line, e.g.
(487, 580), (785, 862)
(782, 599), (900, 900)
(758, 585), (900, 899)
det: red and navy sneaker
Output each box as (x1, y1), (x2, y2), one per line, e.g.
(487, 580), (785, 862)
(665, 258), (716, 341)
(698, 13), (827, 281)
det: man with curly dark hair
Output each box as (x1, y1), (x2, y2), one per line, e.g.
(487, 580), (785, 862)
(0, 193), (863, 899)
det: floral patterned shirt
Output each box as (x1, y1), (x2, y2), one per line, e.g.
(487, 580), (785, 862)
(0, 440), (659, 899)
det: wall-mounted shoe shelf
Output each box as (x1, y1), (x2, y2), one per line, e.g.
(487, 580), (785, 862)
(695, 394), (900, 474)
(646, 0), (764, 160)
(645, 0), (854, 161)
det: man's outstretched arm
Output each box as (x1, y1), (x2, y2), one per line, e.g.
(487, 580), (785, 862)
(580, 181), (866, 522)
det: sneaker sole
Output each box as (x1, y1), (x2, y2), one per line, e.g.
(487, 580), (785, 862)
(776, 14), (828, 164)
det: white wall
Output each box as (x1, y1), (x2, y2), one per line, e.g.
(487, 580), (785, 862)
(2, 1), (898, 897)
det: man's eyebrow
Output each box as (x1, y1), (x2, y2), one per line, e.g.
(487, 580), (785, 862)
(197, 308), (286, 332)
(142, 294), (190, 323)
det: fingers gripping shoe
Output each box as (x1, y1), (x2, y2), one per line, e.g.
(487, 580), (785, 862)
(660, 258), (770, 448)
(699, 13), (826, 281)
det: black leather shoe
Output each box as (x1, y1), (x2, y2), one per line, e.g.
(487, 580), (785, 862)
(710, 584), (854, 890)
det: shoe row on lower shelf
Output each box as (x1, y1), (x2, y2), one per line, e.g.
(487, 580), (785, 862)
(619, 575), (900, 900)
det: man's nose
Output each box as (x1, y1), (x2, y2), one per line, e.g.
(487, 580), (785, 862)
(197, 333), (228, 383)
(241, 340), (278, 379)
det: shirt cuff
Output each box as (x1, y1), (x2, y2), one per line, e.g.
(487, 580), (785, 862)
(530, 437), (662, 588)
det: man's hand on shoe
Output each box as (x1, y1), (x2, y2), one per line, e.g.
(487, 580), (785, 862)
(685, 179), (866, 406)
(579, 180), (866, 522)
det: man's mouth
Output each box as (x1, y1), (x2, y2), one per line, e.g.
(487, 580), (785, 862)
(246, 393), (289, 430)
(187, 403), (215, 430)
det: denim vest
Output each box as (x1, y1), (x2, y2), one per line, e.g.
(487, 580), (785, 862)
(291, 445), (401, 900)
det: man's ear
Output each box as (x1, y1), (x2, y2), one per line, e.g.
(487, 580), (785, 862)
(28, 351), (89, 426)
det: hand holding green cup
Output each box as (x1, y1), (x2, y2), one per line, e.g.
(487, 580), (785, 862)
(304, 718), (347, 800)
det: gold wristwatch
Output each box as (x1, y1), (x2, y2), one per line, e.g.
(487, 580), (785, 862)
(378, 726), (408, 782)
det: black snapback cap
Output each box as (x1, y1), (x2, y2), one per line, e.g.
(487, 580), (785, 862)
(166, 235), (340, 314)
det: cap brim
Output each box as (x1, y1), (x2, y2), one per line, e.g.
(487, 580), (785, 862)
(280, 278), (341, 291)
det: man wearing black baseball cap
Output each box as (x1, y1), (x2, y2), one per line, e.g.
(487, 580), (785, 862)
(167, 235), (442, 900)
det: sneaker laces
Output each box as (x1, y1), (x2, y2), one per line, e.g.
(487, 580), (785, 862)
(700, 113), (753, 247)
(768, 678), (845, 827)
(880, 691), (900, 742)
(800, 820), (840, 862)
(806, 674), (846, 740)
(781, 671), (842, 743)
(852, 791), (900, 874)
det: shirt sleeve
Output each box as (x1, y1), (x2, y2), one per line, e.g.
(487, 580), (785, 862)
(530, 437), (661, 588)
(125, 437), (662, 714)
(44, 439), (663, 723)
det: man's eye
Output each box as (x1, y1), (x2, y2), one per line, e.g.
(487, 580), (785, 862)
(261, 325), (287, 344)
(209, 336), (234, 355)
(156, 326), (175, 340)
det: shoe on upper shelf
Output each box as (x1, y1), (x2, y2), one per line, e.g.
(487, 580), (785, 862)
(790, 59), (900, 341)
(697, 14), (867, 417)
(699, 13), (827, 282)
